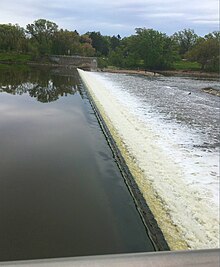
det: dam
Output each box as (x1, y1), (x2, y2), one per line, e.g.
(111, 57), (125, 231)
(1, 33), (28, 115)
(78, 68), (220, 250)
(49, 55), (97, 70)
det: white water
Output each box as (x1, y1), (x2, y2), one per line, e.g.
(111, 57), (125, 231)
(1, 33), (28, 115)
(78, 69), (219, 250)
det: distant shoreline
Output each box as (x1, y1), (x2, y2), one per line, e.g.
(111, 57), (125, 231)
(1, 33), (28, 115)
(98, 68), (220, 79)
(156, 70), (220, 79)
(97, 68), (160, 77)
(1, 61), (219, 79)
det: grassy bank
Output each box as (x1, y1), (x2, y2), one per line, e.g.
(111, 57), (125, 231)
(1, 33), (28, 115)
(173, 60), (201, 71)
(0, 53), (32, 64)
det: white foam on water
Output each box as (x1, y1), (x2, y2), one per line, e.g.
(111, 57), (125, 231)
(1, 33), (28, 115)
(78, 69), (219, 250)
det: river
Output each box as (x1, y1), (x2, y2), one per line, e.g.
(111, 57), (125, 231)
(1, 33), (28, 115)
(0, 66), (155, 261)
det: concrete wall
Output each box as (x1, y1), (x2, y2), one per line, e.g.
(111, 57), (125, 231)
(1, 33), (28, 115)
(50, 55), (97, 70)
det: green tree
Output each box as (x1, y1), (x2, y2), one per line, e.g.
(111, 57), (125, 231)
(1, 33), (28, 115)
(0, 24), (27, 52)
(109, 29), (177, 70)
(135, 28), (177, 69)
(110, 35), (121, 51)
(186, 31), (219, 71)
(108, 36), (138, 68)
(79, 34), (95, 56)
(108, 46), (125, 67)
(172, 28), (199, 57)
(26, 19), (58, 55)
(87, 31), (109, 56)
(51, 29), (80, 55)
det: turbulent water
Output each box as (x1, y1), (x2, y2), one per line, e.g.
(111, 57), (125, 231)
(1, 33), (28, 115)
(78, 69), (220, 250)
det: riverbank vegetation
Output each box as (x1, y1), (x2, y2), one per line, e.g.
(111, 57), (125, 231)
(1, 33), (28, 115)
(0, 19), (219, 72)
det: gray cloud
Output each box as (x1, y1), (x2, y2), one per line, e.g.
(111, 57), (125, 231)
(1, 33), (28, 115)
(0, 0), (219, 36)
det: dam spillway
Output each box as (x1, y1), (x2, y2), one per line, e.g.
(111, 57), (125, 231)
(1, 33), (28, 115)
(78, 68), (220, 250)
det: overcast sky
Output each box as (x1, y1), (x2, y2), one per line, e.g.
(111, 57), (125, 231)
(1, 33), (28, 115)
(0, 0), (219, 36)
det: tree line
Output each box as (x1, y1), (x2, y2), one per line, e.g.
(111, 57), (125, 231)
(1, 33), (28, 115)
(0, 19), (219, 71)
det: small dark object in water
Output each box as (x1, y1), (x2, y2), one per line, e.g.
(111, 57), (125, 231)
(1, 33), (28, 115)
(188, 92), (191, 95)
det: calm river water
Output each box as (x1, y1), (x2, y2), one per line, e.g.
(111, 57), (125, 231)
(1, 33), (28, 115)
(0, 66), (154, 261)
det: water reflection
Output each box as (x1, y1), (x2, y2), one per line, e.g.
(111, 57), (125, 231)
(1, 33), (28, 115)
(0, 65), (79, 103)
(0, 65), (155, 261)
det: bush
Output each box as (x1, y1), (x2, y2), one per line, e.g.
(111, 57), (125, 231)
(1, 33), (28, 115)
(97, 57), (108, 68)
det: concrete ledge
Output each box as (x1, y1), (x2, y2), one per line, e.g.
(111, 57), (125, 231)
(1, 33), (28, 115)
(1, 249), (219, 267)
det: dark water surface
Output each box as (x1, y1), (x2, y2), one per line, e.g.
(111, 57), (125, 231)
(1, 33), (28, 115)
(0, 66), (154, 261)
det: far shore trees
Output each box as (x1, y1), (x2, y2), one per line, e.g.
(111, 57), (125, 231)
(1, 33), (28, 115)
(134, 28), (178, 69)
(26, 19), (58, 55)
(186, 31), (219, 71)
(172, 29), (199, 57)
(0, 24), (27, 53)
(108, 28), (178, 70)
(0, 19), (219, 72)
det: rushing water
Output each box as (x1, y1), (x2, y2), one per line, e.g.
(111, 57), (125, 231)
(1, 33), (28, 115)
(95, 73), (220, 150)
(0, 66), (154, 261)
(78, 70), (219, 249)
